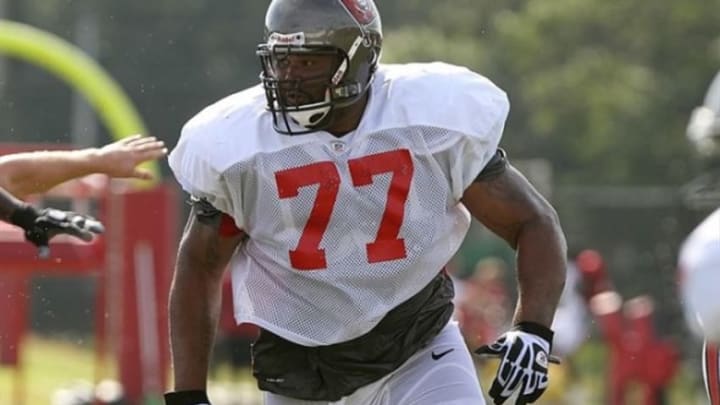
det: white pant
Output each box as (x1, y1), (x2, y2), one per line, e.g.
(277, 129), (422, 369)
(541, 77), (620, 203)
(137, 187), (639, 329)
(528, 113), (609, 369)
(263, 321), (486, 405)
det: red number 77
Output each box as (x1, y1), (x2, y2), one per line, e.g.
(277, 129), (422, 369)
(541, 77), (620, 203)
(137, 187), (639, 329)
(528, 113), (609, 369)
(274, 149), (413, 270)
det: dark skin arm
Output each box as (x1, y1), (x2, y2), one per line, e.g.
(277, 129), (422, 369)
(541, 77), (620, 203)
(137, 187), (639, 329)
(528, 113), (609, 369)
(0, 186), (26, 222)
(169, 208), (245, 391)
(461, 164), (567, 327)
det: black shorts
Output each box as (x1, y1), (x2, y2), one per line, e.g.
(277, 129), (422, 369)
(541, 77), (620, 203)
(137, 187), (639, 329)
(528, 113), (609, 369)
(251, 271), (455, 401)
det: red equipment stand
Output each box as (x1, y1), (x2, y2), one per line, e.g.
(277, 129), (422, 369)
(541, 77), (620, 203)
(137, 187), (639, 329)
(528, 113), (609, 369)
(0, 144), (177, 404)
(106, 185), (176, 402)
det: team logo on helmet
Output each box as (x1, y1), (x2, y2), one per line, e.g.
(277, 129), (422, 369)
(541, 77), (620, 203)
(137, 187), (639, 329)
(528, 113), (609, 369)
(339, 0), (376, 25)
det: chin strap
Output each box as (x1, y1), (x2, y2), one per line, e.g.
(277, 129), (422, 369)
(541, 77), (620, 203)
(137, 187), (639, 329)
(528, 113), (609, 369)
(286, 90), (332, 127)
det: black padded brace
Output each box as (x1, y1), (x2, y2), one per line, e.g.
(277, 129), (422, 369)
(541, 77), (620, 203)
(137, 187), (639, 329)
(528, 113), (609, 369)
(9, 204), (39, 231)
(474, 148), (508, 182)
(188, 196), (222, 226)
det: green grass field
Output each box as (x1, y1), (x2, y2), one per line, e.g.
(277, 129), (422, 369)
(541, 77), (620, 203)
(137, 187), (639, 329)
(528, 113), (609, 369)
(0, 334), (261, 405)
(0, 334), (709, 405)
(0, 335), (104, 404)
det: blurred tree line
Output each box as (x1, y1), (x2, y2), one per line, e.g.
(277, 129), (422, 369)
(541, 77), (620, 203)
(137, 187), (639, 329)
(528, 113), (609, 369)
(0, 0), (719, 337)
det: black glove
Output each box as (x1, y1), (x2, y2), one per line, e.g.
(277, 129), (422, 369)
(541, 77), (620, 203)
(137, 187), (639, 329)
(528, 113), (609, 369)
(164, 390), (211, 405)
(475, 322), (556, 405)
(10, 204), (105, 258)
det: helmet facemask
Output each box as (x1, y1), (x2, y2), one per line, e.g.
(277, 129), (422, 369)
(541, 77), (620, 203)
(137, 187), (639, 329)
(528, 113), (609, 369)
(257, 34), (372, 135)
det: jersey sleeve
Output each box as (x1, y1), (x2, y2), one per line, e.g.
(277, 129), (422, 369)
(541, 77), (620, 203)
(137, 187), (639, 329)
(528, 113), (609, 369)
(448, 113), (507, 200)
(168, 118), (235, 217)
(416, 64), (510, 200)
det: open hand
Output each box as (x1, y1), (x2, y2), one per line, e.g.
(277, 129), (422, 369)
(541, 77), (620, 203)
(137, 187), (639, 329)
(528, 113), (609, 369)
(95, 135), (167, 180)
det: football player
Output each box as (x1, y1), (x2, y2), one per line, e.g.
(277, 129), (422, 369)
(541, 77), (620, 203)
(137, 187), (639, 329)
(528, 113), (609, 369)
(678, 208), (720, 405)
(681, 69), (720, 405)
(165, 1), (567, 404)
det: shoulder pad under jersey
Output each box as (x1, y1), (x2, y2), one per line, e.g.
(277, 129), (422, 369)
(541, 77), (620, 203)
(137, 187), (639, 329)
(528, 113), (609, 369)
(372, 62), (510, 141)
(168, 85), (267, 214)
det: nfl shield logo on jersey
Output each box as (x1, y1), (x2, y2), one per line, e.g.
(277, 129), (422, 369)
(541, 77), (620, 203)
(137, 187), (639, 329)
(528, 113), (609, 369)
(330, 140), (347, 153)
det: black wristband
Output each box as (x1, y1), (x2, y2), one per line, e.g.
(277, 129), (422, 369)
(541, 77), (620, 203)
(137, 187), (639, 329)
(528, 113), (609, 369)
(164, 390), (210, 405)
(513, 321), (554, 346)
(9, 204), (39, 231)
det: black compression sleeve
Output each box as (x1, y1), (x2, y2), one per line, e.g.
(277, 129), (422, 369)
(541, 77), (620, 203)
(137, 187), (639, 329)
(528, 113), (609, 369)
(474, 148), (508, 182)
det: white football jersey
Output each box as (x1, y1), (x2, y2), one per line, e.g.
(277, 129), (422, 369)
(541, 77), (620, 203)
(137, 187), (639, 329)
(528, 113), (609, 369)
(169, 62), (509, 346)
(678, 208), (720, 342)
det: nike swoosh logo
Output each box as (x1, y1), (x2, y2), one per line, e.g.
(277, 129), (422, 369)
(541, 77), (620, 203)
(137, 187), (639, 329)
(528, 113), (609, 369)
(431, 348), (455, 360)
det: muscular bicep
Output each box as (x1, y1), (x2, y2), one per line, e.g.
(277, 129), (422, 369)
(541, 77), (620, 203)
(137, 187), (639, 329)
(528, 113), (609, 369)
(176, 202), (245, 279)
(460, 164), (554, 248)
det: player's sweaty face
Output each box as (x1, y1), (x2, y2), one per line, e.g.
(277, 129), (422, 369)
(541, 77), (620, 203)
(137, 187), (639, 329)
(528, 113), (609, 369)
(271, 53), (338, 107)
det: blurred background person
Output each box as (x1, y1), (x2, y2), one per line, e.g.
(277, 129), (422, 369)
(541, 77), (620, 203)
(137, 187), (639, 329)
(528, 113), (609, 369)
(456, 257), (512, 351)
(678, 207), (720, 405)
(538, 260), (591, 404)
(455, 257), (511, 404)
(680, 70), (720, 405)
(551, 261), (590, 361)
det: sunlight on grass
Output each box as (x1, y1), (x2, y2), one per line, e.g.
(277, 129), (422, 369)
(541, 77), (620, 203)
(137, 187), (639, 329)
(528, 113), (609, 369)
(0, 334), (261, 405)
(0, 336), (709, 405)
(0, 334), (112, 405)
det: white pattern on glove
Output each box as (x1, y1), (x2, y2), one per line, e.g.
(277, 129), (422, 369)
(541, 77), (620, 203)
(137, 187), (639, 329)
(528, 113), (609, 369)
(475, 323), (555, 404)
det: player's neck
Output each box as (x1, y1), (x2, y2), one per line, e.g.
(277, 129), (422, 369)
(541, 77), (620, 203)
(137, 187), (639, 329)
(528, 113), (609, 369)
(324, 92), (370, 138)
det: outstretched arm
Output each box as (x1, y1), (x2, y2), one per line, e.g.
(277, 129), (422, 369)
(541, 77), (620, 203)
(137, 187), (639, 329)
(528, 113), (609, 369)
(0, 135), (167, 198)
(0, 184), (24, 222)
(461, 164), (566, 326)
(169, 200), (245, 395)
(0, 186), (104, 256)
